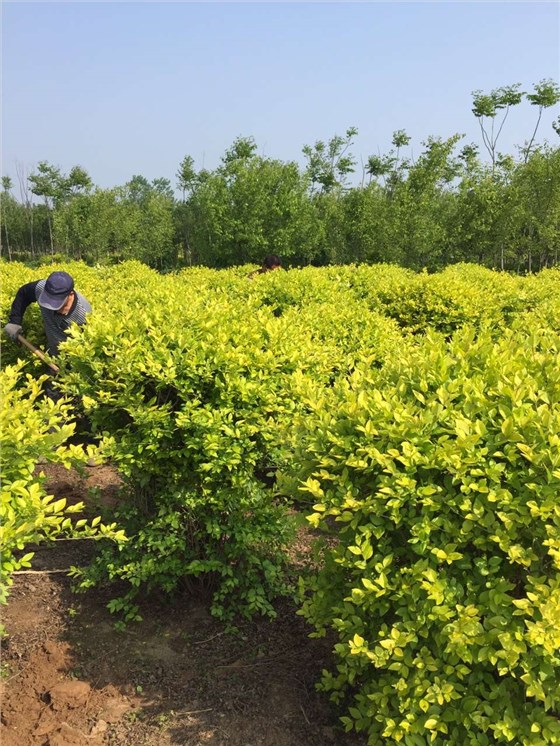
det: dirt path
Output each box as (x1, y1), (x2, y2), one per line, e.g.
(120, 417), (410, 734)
(0, 464), (365, 746)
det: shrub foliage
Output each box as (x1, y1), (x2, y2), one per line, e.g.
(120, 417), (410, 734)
(287, 321), (560, 745)
(1, 259), (559, 742)
(0, 362), (124, 608)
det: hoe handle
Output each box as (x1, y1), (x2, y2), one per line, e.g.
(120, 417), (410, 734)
(17, 334), (60, 374)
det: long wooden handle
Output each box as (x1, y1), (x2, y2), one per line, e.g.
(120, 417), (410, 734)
(17, 334), (60, 374)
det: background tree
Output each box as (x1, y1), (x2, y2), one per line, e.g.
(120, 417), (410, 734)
(511, 145), (560, 269)
(302, 127), (358, 194)
(472, 84), (523, 172)
(28, 161), (65, 255)
(366, 129), (412, 193)
(130, 191), (176, 268)
(523, 79), (560, 162)
(368, 134), (462, 269)
(53, 188), (120, 263)
(66, 165), (93, 197)
(176, 155), (197, 202)
(28, 162), (92, 256)
(186, 138), (318, 266)
(175, 155), (205, 264)
(365, 153), (394, 187)
(151, 177), (174, 200)
(15, 161), (38, 256)
(123, 174), (152, 205)
(1, 176), (14, 260)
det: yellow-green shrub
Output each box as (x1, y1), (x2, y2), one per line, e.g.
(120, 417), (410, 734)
(0, 362), (124, 608)
(56, 279), (312, 622)
(284, 320), (560, 745)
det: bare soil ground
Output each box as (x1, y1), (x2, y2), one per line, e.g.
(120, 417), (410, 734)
(0, 463), (366, 746)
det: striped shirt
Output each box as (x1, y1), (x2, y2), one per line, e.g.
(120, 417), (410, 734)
(9, 279), (92, 355)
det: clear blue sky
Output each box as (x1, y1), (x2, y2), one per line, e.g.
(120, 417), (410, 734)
(2, 1), (559, 191)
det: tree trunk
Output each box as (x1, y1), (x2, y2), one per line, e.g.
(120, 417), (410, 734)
(5, 222), (11, 261)
(46, 200), (54, 257)
(30, 205), (35, 256)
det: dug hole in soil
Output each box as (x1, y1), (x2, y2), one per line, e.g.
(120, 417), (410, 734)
(0, 462), (366, 746)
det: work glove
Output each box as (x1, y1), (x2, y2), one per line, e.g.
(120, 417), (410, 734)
(4, 323), (23, 341)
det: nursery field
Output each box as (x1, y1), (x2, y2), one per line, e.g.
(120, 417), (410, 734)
(1, 260), (559, 746)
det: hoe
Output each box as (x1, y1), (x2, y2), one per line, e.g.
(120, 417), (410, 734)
(16, 333), (98, 455)
(16, 333), (60, 375)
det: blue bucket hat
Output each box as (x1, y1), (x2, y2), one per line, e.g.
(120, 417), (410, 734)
(38, 271), (75, 311)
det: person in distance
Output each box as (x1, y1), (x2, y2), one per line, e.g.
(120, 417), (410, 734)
(4, 270), (92, 356)
(247, 254), (282, 279)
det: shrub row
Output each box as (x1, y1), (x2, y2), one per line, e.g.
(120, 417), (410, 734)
(283, 318), (560, 745)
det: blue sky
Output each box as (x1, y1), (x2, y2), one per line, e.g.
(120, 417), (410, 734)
(2, 2), (559, 191)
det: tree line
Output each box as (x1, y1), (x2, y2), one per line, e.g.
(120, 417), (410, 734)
(1, 80), (559, 272)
